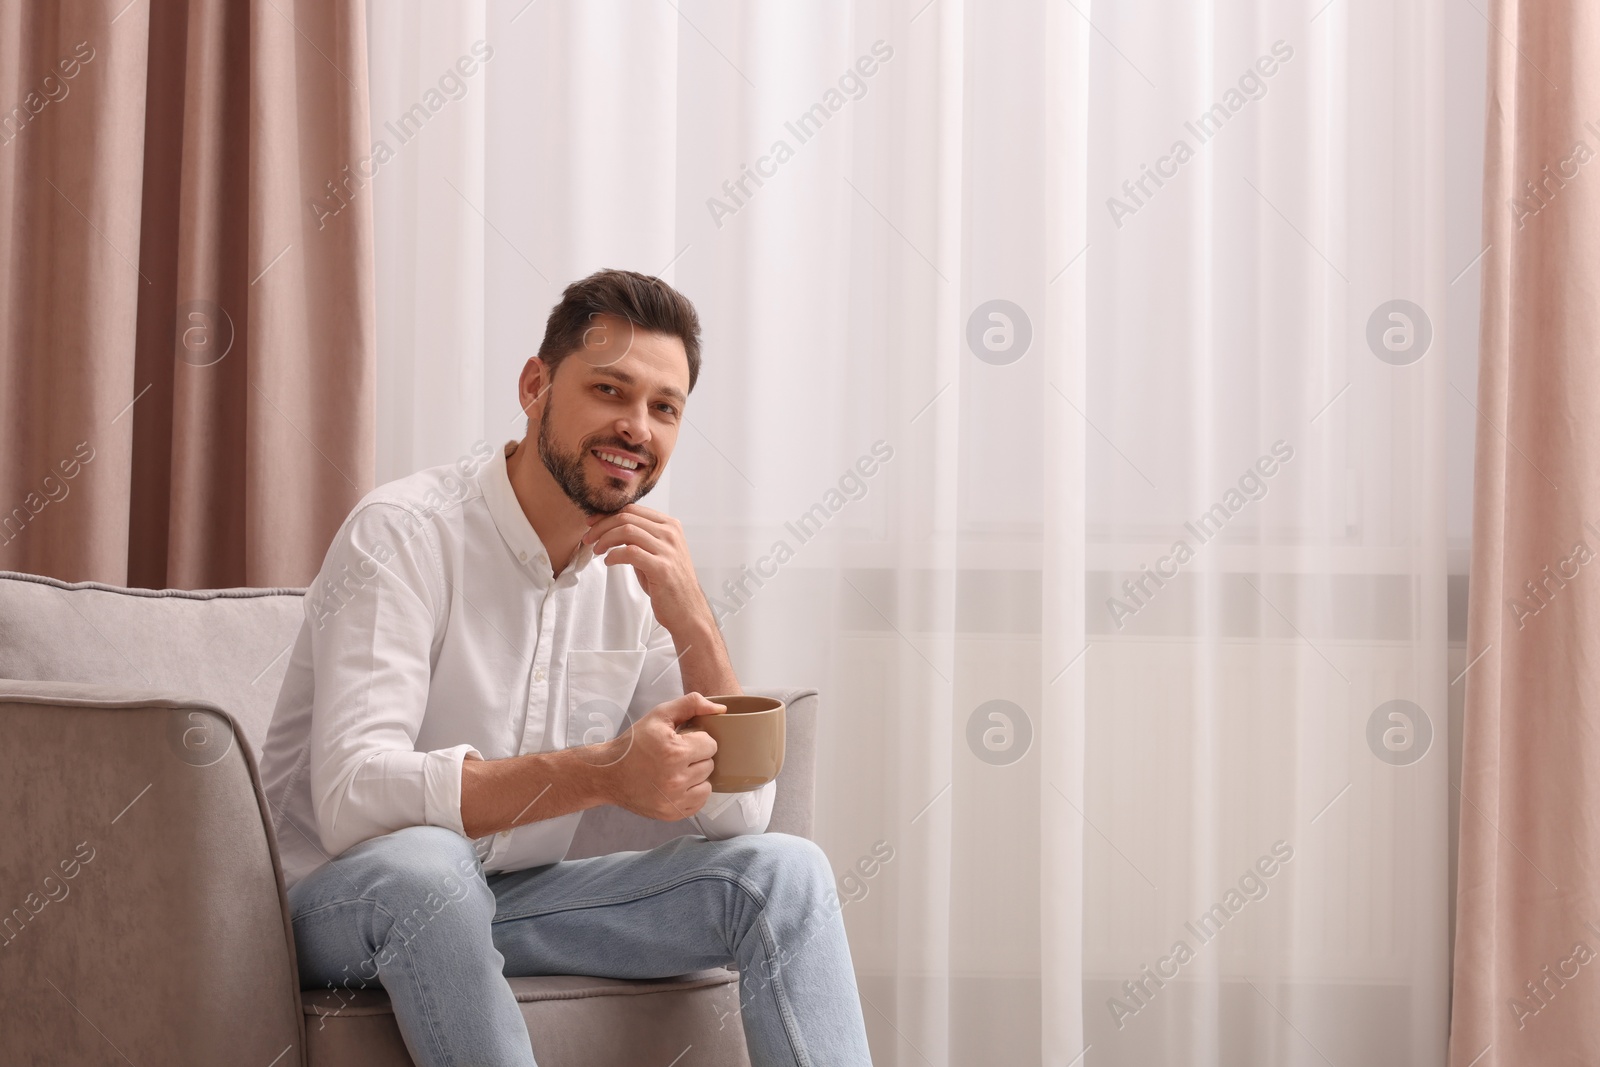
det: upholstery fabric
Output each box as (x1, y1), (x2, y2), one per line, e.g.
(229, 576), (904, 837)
(0, 682), (305, 1064)
(302, 973), (750, 1067)
(0, 570), (305, 750)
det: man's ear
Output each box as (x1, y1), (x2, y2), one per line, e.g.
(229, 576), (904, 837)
(520, 357), (549, 415)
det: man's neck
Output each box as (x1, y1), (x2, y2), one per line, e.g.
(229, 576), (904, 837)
(504, 440), (587, 577)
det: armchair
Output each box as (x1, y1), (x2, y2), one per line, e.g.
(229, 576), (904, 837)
(0, 570), (817, 1066)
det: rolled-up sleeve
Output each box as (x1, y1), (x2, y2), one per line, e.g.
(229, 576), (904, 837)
(305, 502), (480, 858)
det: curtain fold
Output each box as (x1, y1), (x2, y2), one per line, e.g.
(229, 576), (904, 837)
(368, 2), (1476, 1063)
(0, 0), (375, 589)
(1449, 1), (1600, 1061)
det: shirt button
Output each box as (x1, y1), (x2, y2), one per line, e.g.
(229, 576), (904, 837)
(518, 551), (528, 561)
(498, 830), (510, 838)
(534, 668), (546, 681)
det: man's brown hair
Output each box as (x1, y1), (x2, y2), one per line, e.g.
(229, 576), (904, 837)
(536, 269), (702, 394)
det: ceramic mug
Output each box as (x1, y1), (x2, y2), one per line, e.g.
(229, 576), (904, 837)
(679, 695), (786, 792)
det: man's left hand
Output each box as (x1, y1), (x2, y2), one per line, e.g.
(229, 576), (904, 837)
(581, 504), (710, 634)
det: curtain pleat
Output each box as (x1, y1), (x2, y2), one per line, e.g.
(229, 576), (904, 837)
(1449, 1), (1600, 1061)
(0, 0), (375, 589)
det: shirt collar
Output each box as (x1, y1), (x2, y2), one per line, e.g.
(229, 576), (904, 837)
(480, 439), (596, 581)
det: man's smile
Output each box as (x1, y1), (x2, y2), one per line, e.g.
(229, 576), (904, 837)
(592, 447), (647, 479)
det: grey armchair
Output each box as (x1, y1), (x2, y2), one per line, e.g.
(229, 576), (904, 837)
(0, 570), (817, 1066)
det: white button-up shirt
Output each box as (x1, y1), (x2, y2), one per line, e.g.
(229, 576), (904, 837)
(259, 439), (773, 891)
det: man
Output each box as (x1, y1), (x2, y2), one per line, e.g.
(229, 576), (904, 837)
(258, 269), (873, 1066)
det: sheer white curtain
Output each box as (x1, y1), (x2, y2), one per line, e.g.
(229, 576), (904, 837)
(365, 2), (1483, 1064)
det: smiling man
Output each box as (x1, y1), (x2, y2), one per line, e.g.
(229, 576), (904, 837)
(258, 270), (873, 1066)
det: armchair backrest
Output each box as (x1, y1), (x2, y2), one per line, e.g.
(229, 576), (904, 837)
(0, 570), (820, 854)
(0, 571), (306, 750)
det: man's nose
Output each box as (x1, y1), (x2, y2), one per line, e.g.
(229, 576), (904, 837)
(613, 408), (652, 447)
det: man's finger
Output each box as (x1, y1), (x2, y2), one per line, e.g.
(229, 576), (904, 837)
(586, 509), (683, 556)
(584, 507), (667, 542)
(590, 525), (669, 559)
(662, 693), (726, 726)
(591, 502), (670, 527)
(682, 732), (718, 761)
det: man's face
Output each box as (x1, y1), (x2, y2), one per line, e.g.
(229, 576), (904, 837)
(532, 314), (689, 517)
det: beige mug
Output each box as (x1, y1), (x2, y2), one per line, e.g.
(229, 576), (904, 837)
(680, 695), (786, 792)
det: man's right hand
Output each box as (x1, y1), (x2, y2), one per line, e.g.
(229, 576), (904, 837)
(597, 692), (725, 821)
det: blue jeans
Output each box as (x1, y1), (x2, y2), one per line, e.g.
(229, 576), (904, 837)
(287, 825), (874, 1066)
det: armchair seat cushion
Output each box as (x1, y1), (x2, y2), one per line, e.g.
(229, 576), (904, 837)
(301, 969), (749, 1066)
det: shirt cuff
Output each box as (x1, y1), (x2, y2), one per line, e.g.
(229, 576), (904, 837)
(699, 790), (742, 820)
(693, 780), (775, 838)
(422, 743), (481, 836)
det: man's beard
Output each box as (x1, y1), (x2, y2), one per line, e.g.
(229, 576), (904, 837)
(535, 391), (658, 516)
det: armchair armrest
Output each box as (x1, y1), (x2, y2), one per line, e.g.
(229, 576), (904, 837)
(0, 680), (305, 1065)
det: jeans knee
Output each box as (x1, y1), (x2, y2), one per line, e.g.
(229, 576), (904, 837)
(732, 833), (836, 903)
(715, 834), (848, 974)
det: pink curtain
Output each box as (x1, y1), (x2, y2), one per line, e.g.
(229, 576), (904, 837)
(0, 0), (374, 589)
(1450, 0), (1600, 1060)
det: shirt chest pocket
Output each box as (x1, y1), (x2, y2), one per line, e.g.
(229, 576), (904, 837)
(565, 648), (647, 748)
